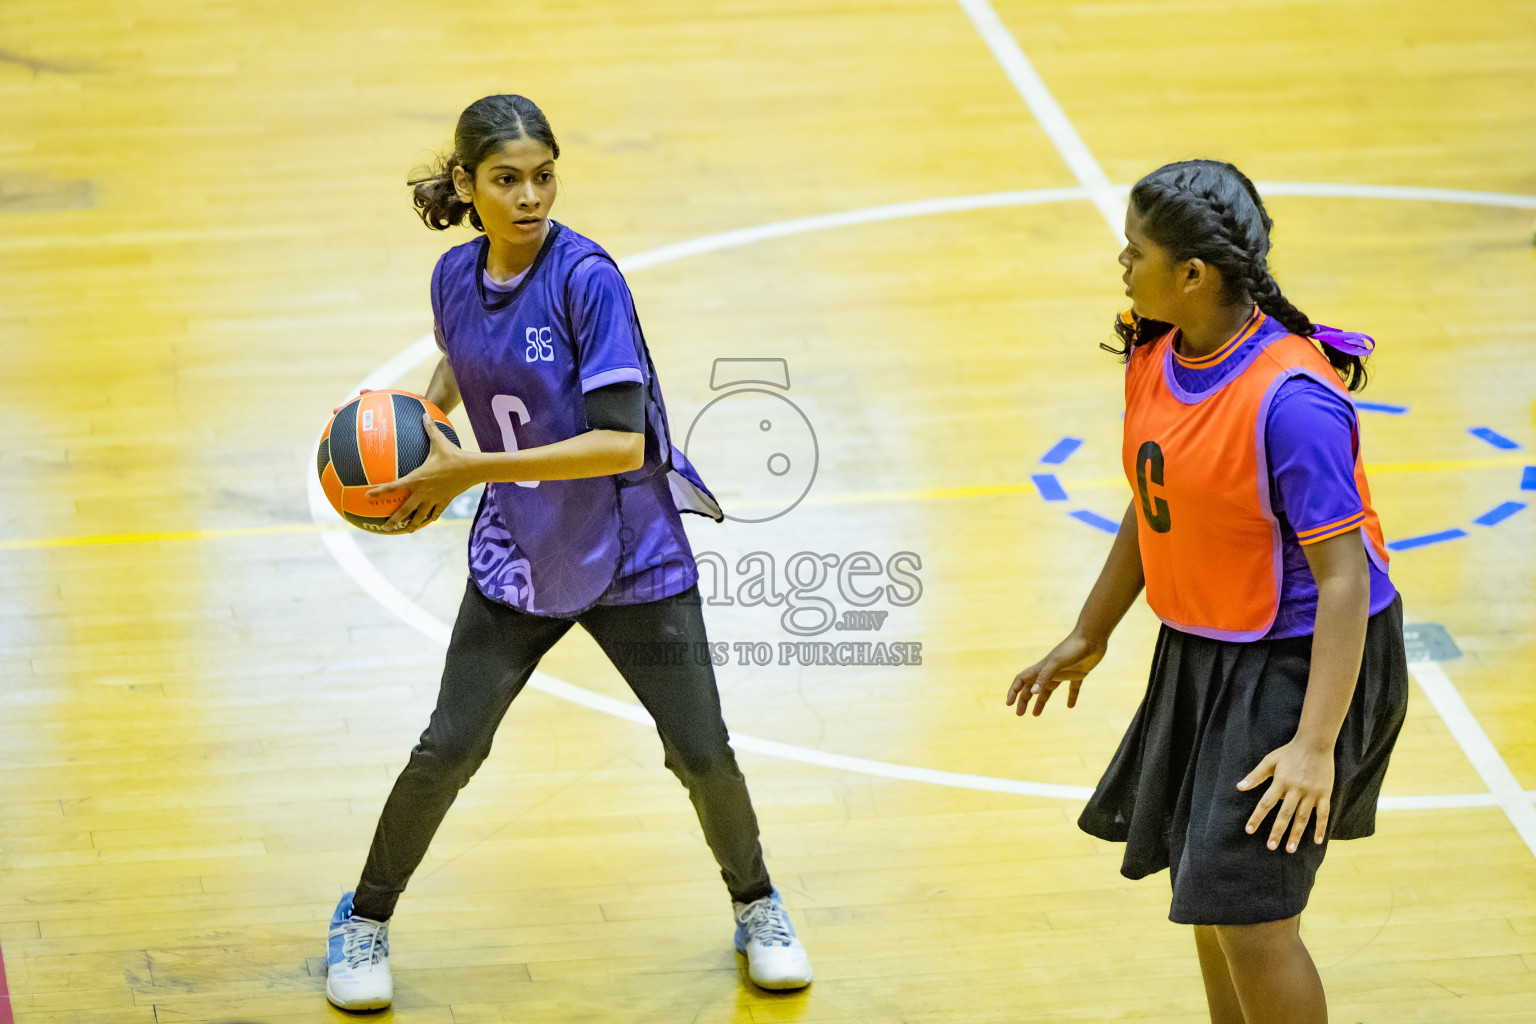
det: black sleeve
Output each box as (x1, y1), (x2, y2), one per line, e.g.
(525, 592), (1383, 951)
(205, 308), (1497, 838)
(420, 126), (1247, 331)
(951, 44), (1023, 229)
(582, 381), (645, 433)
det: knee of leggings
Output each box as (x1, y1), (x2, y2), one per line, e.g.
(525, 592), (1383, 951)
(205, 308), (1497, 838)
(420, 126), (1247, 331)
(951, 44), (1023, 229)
(409, 737), (489, 790)
(664, 739), (736, 783)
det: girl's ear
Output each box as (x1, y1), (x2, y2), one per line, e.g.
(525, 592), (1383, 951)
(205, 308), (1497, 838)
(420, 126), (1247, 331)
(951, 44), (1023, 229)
(450, 164), (474, 204)
(1180, 258), (1210, 295)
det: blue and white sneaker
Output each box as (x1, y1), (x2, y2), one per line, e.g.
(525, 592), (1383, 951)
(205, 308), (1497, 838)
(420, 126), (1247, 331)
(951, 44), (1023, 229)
(733, 887), (812, 990)
(325, 891), (392, 1010)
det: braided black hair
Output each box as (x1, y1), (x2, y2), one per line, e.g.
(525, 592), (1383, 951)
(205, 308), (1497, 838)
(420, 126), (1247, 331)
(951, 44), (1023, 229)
(1105, 160), (1367, 391)
(408, 95), (561, 232)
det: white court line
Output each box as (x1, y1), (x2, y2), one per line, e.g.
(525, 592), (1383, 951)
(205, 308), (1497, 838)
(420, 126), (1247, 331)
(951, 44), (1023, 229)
(307, 463), (1095, 800)
(315, 466), (1533, 811)
(313, 183), (1536, 816)
(1408, 662), (1536, 854)
(952, 0), (1123, 237)
(314, 470), (1522, 810)
(621, 188), (1089, 271)
(952, 0), (1536, 855)
(1106, 180), (1536, 211)
(1257, 181), (1536, 210)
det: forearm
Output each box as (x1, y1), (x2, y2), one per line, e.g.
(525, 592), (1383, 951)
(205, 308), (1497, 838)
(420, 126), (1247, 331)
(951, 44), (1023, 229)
(1293, 567), (1370, 751)
(425, 357), (461, 415)
(468, 429), (644, 485)
(1074, 500), (1146, 643)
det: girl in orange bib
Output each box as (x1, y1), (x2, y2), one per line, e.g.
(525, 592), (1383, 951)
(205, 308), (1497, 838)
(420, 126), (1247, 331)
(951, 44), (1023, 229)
(1008, 160), (1407, 1024)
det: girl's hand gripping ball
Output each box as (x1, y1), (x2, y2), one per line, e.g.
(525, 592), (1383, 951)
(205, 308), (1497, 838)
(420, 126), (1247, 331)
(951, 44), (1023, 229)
(317, 390), (465, 533)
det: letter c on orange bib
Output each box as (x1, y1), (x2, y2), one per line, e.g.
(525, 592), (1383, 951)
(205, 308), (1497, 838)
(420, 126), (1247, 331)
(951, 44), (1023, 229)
(1134, 440), (1172, 533)
(1122, 330), (1389, 640)
(317, 390), (461, 532)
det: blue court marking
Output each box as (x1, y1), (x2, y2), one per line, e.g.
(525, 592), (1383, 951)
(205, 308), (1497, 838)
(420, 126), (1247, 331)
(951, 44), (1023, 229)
(1469, 427), (1521, 450)
(1039, 437), (1083, 465)
(1069, 509), (1119, 533)
(1474, 502), (1527, 527)
(1031, 473), (1068, 502)
(1388, 528), (1469, 551)
(1523, 467), (1536, 491)
(1355, 401), (1409, 414)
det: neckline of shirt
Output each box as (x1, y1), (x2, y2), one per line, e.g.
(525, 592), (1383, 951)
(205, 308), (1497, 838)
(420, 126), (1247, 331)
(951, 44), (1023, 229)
(483, 265), (530, 293)
(1172, 306), (1265, 369)
(474, 222), (562, 311)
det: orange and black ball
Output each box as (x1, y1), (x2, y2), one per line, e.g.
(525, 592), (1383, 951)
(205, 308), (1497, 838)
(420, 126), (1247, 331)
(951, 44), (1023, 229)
(317, 389), (461, 532)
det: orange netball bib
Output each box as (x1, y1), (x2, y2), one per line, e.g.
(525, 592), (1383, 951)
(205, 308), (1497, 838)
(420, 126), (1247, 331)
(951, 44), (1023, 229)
(1122, 328), (1389, 640)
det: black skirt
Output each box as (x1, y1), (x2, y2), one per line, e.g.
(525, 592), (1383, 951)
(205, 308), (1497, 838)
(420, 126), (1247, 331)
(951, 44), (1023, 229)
(1078, 593), (1409, 926)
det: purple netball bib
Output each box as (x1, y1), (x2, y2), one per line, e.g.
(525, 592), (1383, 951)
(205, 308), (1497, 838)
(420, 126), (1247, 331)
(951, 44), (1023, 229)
(432, 223), (721, 617)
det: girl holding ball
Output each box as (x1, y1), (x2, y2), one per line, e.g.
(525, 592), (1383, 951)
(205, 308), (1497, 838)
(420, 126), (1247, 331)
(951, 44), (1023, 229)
(323, 94), (811, 1011)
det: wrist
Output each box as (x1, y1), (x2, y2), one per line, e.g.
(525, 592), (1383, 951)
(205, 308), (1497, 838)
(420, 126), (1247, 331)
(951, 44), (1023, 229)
(1071, 623), (1110, 650)
(1291, 729), (1337, 754)
(455, 451), (490, 489)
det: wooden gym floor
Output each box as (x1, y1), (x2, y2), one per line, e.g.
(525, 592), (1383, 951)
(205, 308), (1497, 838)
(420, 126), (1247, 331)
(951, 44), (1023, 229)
(2, 1), (1534, 1021)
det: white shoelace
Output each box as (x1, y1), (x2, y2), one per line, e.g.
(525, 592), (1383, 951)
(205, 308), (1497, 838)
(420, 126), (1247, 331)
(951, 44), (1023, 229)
(341, 917), (390, 970)
(738, 899), (795, 948)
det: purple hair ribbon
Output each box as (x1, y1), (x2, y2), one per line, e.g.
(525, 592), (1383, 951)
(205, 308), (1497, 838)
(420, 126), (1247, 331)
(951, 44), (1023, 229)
(1310, 324), (1376, 357)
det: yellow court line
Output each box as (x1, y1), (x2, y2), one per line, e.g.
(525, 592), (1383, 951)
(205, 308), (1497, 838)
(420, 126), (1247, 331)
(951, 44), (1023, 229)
(0, 523), (324, 550)
(1, 456), (1526, 550)
(1366, 455), (1530, 475)
(799, 482), (1041, 505)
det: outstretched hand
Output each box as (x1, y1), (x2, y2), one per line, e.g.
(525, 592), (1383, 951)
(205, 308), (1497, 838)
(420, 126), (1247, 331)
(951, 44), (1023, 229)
(1006, 631), (1107, 717)
(369, 413), (475, 534)
(1237, 740), (1335, 852)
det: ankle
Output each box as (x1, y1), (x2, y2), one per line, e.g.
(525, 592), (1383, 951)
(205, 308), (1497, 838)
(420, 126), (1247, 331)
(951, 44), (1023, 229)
(350, 902), (392, 924)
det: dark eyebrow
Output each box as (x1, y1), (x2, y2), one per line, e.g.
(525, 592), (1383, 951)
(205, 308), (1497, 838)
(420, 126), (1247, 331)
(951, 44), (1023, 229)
(488, 162), (555, 172)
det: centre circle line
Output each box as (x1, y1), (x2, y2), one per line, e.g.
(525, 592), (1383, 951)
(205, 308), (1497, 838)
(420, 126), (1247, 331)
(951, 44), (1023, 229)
(310, 182), (1536, 810)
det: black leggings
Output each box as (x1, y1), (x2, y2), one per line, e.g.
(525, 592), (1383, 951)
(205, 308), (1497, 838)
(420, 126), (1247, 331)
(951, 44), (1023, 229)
(352, 579), (773, 921)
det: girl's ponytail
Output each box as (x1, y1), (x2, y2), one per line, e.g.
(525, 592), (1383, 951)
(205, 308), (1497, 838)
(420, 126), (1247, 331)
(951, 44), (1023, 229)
(1248, 270), (1367, 391)
(1315, 334), (1369, 392)
(408, 152), (480, 231)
